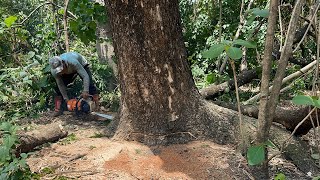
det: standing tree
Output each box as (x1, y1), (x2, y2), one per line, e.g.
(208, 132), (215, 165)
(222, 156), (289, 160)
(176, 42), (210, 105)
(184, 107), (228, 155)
(104, 1), (320, 177)
(105, 0), (238, 145)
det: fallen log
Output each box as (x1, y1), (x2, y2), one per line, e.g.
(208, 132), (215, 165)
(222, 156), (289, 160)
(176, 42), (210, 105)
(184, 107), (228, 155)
(16, 122), (68, 154)
(215, 100), (315, 135)
(200, 69), (258, 100)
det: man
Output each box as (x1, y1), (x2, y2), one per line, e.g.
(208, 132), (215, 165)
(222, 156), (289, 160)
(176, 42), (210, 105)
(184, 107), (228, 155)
(49, 52), (99, 117)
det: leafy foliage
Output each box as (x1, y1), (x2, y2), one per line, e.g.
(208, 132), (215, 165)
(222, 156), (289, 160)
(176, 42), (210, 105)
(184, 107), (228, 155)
(69, 0), (107, 44)
(0, 122), (36, 179)
(202, 39), (256, 60)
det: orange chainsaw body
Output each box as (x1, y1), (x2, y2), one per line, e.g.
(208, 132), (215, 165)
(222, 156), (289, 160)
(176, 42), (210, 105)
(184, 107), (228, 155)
(66, 97), (96, 113)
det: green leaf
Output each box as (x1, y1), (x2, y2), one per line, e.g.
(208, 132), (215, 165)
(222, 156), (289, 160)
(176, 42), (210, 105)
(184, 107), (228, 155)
(313, 176), (320, 180)
(247, 15), (256, 25)
(221, 40), (233, 45)
(233, 39), (256, 48)
(274, 173), (286, 180)
(226, 47), (242, 60)
(0, 146), (10, 162)
(247, 145), (265, 165)
(20, 153), (28, 159)
(1, 95), (9, 102)
(19, 71), (28, 78)
(69, 20), (79, 32)
(27, 51), (35, 59)
(4, 16), (18, 28)
(311, 153), (320, 160)
(206, 73), (216, 84)
(3, 135), (17, 148)
(202, 44), (225, 59)
(0, 122), (12, 132)
(292, 95), (314, 106)
(58, 8), (64, 15)
(253, 9), (269, 18)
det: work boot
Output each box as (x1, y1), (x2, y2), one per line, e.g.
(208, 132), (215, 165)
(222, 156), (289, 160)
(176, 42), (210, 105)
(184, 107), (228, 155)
(52, 96), (63, 117)
(92, 94), (100, 111)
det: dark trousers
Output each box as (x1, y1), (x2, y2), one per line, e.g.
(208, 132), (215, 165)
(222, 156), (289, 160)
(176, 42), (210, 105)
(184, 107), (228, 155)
(54, 65), (99, 97)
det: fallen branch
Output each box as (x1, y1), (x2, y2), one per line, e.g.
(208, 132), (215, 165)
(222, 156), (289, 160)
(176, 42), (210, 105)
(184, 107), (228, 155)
(200, 69), (258, 99)
(244, 60), (316, 105)
(215, 100), (316, 135)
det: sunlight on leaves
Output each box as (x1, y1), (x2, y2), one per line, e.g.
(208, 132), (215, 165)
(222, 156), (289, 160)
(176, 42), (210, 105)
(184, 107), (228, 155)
(4, 16), (17, 27)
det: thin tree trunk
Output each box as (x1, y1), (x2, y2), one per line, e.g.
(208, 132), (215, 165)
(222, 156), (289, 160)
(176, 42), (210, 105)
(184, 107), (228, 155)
(256, 0), (304, 178)
(63, 0), (70, 52)
(265, 0), (304, 135)
(255, 0), (279, 178)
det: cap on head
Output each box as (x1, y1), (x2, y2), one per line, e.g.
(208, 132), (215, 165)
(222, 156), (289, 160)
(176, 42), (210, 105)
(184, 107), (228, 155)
(49, 56), (64, 74)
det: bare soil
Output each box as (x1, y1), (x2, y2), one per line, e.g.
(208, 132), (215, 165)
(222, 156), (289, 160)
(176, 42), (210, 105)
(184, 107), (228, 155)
(22, 111), (308, 180)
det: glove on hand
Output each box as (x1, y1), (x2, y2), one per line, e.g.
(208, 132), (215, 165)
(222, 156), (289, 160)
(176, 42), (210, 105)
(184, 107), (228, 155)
(81, 91), (90, 99)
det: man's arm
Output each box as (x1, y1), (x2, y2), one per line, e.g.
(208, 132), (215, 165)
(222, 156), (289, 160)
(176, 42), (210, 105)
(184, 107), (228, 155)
(55, 75), (69, 100)
(74, 62), (90, 93)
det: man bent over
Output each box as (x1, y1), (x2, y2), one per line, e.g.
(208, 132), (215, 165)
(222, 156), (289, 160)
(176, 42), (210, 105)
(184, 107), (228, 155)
(49, 52), (99, 117)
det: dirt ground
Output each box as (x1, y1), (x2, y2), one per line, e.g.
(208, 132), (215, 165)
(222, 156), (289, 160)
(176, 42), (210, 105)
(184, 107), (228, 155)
(22, 111), (309, 180)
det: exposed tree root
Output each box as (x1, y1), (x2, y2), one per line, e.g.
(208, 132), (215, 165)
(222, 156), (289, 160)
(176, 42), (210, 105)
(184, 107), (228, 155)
(105, 100), (319, 175)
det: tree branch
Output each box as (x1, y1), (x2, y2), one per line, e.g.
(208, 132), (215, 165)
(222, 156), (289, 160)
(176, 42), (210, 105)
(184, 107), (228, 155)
(244, 60), (316, 105)
(16, 1), (77, 26)
(63, 0), (70, 52)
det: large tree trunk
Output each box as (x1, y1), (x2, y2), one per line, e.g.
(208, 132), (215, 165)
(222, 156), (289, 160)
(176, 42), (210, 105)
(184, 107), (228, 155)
(105, 0), (239, 145)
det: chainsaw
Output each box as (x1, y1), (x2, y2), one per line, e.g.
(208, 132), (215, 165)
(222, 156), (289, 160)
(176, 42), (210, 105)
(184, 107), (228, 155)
(66, 96), (113, 120)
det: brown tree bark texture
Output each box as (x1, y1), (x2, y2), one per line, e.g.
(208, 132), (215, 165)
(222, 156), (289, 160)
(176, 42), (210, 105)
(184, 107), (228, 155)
(16, 123), (68, 154)
(106, 0), (204, 144)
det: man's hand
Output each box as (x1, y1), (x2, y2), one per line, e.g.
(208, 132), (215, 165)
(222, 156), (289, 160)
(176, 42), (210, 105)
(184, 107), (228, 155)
(81, 91), (90, 99)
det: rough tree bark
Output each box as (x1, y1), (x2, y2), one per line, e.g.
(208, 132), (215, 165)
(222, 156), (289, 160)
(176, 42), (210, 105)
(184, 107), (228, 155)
(105, 0), (238, 145)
